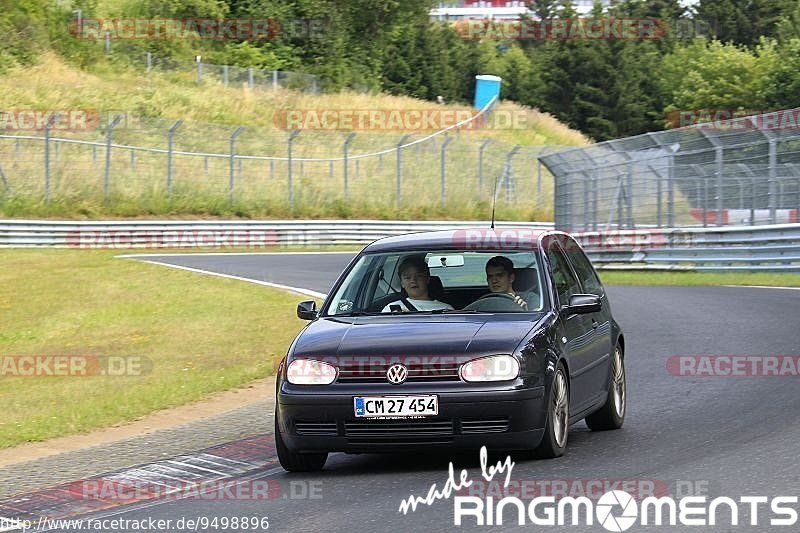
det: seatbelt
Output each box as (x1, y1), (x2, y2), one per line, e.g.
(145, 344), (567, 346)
(400, 297), (418, 311)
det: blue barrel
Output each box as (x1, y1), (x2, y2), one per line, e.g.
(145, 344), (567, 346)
(474, 75), (502, 110)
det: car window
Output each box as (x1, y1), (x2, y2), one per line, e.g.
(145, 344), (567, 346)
(324, 250), (543, 315)
(546, 243), (581, 307)
(564, 239), (604, 297)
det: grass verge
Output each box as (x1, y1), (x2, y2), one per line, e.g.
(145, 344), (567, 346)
(0, 249), (317, 449)
(599, 270), (800, 287)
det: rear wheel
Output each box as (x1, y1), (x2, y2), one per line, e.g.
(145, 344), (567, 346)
(586, 344), (626, 431)
(275, 417), (328, 472)
(533, 363), (569, 458)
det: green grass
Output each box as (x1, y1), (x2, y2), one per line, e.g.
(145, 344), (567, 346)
(0, 248), (318, 448)
(599, 270), (800, 287)
(0, 54), (587, 220)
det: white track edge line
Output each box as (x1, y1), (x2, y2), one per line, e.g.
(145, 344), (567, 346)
(128, 259), (326, 299)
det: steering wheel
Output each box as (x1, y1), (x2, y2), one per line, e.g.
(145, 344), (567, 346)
(475, 292), (519, 303)
(464, 292), (527, 312)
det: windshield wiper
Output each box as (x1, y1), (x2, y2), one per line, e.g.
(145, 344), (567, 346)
(430, 309), (478, 314)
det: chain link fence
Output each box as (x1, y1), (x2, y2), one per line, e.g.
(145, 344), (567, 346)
(142, 53), (323, 93)
(541, 108), (800, 231)
(0, 103), (558, 218)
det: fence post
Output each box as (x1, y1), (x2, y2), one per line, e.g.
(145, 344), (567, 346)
(196, 57), (203, 83)
(715, 144), (724, 226)
(272, 70), (278, 90)
(104, 30), (110, 54)
(0, 164), (9, 193)
(504, 145), (520, 205)
(130, 149), (136, 169)
(146, 52), (152, 71)
(343, 132), (356, 201)
(229, 126), (245, 202)
(223, 64), (229, 86)
(478, 139), (491, 198)
(166, 119), (183, 195)
(441, 137), (454, 206)
(626, 164), (634, 228)
(104, 114), (123, 198)
(667, 152), (675, 227)
(769, 138), (777, 224)
(396, 135), (411, 207)
(287, 129), (300, 209)
(592, 169), (599, 231)
(248, 68), (254, 88)
(43, 113), (58, 202)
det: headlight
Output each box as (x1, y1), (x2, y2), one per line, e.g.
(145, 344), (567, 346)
(286, 359), (337, 385)
(461, 355), (520, 382)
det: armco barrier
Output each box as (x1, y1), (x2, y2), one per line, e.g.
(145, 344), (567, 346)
(1, 220), (798, 272)
(0, 220), (552, 248)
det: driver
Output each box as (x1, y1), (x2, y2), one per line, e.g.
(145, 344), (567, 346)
(485, 256), (533, 311)
(382, 255), (454, 312)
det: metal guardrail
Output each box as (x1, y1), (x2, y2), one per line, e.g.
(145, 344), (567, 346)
(1, 220), (798, 272)
(573, 224), (800, 271)
(0, 220), (553, 248)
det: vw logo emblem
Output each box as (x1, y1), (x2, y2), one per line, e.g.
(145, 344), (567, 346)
(386, 364), (408, 384)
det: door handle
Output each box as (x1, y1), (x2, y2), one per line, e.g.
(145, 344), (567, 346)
(591, 319), (599, 329)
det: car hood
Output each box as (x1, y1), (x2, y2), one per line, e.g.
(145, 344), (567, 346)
(291, 315), (543, 361)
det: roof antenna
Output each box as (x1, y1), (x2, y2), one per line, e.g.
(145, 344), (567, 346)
(490, 156), (509, 230)
(490, 171), (501, 229)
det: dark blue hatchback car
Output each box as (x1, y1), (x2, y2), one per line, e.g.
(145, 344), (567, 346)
(275, 229), (626, 471)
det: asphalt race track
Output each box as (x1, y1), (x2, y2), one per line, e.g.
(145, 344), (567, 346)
(14, 253), (800, 532)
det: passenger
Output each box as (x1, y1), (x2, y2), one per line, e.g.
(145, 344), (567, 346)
(382, 255), (453, 312)
(485, 256), (536, 311)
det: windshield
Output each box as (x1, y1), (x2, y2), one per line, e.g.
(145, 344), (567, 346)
(324, 250), (544, 316)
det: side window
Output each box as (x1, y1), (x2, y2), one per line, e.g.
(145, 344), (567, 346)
(564, 239), (604, 297)
(546, 243), (581, 307)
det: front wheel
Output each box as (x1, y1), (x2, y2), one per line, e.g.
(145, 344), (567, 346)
(586, 343), (626, 431)
(275, 417), (328, 472)
(533, 363), (569, 458)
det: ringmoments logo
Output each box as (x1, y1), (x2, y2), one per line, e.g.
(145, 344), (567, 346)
(398, 447), (799, 528)
(452, 491), (799, 528)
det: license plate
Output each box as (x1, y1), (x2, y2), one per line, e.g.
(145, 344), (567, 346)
(354, 395), (438, 418)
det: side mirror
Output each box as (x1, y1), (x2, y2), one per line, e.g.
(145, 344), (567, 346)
(297, 300), (318, 320)
(563, 294), (601, 315)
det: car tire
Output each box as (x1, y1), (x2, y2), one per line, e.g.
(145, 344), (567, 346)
(586, 343), (626, 431)
(275, 418), (328, 472)
(533, 362), (569, 459)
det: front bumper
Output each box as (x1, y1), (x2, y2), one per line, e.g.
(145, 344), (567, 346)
(276, 380), (547, 453)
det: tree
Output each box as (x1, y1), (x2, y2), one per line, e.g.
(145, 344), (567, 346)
(659, 39), (777, 112)
(762, 38), (800, 109)
(695, 0), (796, 45)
